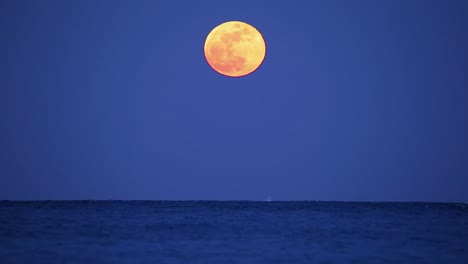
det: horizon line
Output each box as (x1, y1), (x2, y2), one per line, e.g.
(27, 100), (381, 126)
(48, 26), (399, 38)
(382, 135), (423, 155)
(0, 199), (466, 204)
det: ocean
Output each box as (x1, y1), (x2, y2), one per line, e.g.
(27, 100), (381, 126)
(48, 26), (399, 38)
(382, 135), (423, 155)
(1, 201), (467, 263)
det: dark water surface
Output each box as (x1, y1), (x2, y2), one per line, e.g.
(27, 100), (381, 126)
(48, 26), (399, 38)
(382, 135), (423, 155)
(1, 201), (467, 263)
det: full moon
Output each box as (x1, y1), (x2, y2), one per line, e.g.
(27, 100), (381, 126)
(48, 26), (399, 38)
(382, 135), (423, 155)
(204, 21), (266, 77)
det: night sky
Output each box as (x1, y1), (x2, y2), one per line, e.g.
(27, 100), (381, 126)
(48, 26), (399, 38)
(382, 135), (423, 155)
(1, 0), (467, 201)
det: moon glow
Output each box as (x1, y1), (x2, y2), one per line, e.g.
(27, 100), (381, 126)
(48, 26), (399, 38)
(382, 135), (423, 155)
(204, 21), (266, 77)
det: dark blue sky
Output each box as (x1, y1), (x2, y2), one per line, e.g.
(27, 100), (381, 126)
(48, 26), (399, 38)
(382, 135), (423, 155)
(1, 0), (467, 201)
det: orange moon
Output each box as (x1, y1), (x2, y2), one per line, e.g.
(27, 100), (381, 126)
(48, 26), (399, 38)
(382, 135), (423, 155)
(204, 21), (266, 77)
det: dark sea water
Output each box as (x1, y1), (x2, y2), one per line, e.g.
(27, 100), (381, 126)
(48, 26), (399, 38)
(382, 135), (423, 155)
(1, 201), (467, 263)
